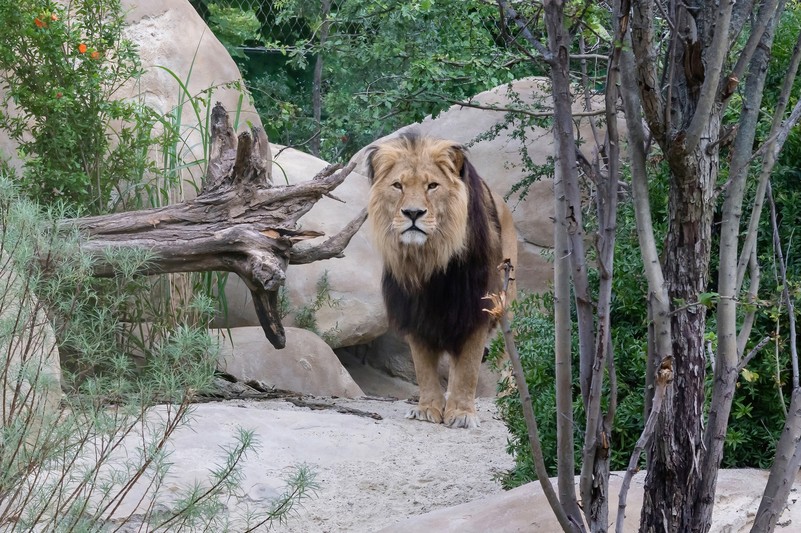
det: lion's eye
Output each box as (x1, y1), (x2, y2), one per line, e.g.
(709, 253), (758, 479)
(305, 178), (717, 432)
(392, 182), (402, 190)
(428, 182), (439, 190)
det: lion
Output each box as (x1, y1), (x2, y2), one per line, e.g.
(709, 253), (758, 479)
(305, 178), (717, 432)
(366, 133), (517, 429)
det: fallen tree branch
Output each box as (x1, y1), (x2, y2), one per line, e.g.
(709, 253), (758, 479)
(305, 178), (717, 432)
(58, 103), (365, 349)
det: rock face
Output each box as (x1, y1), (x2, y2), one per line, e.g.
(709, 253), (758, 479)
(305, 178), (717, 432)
(215, 326), (364, 398)
(121, 0), (264, 201)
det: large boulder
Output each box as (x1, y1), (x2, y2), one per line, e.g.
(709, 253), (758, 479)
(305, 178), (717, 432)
(120, 0), (264, 201)
(214, 326), (364, 398)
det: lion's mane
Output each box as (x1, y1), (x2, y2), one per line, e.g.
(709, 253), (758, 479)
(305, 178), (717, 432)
(367, 133), (504, 356)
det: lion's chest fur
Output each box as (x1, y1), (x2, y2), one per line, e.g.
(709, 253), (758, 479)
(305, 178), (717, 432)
(382, 244), (499, 356)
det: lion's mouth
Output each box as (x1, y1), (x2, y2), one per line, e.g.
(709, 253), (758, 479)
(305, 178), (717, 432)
(403, 225), (428, 235)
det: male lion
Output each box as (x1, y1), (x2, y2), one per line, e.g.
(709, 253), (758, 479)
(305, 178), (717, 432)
(366, 133), (517, 429)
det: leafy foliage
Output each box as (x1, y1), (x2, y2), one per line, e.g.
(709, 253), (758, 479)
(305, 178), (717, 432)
(0, 0), (156, 214)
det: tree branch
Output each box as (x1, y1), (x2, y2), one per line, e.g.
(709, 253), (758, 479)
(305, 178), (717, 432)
(58, 104), (363, 349)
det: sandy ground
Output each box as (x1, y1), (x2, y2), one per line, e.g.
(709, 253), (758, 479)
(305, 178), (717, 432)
(153, 396), (514, 532)
(113, 396), (801, 532)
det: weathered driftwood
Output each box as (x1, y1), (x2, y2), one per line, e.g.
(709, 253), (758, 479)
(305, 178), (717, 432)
(64, 103), (366, 349)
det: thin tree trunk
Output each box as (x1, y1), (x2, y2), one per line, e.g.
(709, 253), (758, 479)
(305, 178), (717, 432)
(497, 263), (583, 533)
(751, 390), (801, 533)
(310, 0), (332, 157)
(554, 160), (580, 530)
(697, 9), (782, 523)
(543, 1), (585, 527)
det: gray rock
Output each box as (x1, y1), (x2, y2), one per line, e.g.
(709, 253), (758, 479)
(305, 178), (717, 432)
(214, 326), (364, 398)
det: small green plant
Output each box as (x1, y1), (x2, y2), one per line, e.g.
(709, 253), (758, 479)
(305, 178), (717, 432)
(292, 271), (341, 345)
(0, 0), (156, 214)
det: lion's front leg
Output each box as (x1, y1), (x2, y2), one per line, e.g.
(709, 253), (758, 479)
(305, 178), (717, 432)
(444, 328), (486, 429)
(406, 336), (446, 424)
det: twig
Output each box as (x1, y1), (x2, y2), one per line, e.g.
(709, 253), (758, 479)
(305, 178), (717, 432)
(493, 260), (583, 533)
(616, 358), (673, 533)
(283, 398), (383, 420)
(736, 336), (772, 373)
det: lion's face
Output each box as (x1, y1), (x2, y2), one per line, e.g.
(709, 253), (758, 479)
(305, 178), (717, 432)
(367, 136), (470, 286)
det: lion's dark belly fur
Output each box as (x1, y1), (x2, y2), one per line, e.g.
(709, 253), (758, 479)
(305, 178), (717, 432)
(382, 250), (497, 356)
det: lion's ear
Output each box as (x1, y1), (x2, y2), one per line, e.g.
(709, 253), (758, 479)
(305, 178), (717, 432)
(366, 146), (378, 184)
(449, 144), (465, 177)
(366, 145), (399, 185)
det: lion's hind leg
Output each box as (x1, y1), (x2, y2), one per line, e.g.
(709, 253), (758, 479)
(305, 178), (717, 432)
(443, 328), (485, 429)
(406, 336), (446, 424)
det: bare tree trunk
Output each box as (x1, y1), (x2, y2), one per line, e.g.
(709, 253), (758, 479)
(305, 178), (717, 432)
(641, 126), (717, 533)
(497, 263), (583, 533)
(751, 390), (801, 533)
(631, 0), (728, 529)
(310, 0), (332, 157)
(63, 103), (365, 349)
(750, 183), (801, 532)
(697, 5), (783, 524)
(543, 1), (585, 527)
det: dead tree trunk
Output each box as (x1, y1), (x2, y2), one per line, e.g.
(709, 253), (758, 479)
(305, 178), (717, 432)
(61, 103), (366, 349)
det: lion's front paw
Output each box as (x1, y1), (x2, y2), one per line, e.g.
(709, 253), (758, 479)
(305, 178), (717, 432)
(406, 405), (443, 424)
(444, 409), (480, 429)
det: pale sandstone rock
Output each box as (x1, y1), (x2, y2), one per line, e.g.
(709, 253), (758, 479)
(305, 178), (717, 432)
(214, 326), (364, 398)
(378, 469), (801, 533)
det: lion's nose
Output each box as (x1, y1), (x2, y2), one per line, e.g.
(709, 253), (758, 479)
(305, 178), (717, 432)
(402, 208), (427, 222)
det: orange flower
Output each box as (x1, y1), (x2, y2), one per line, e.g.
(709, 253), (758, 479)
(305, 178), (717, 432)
(78, 43), (87, 54)
(51, 13), (58, 21)
(34, 17), (45, 28)
(90, 50), (100, 60)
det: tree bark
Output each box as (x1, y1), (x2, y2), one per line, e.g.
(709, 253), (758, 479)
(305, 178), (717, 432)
(310, 0), (332, 157)
(543, 1), (586, 528)
(632, 1), (721, 530)
(61, 103), (365, 349)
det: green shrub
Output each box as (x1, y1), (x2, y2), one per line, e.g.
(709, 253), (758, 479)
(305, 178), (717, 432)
(0, 0), (155, 214)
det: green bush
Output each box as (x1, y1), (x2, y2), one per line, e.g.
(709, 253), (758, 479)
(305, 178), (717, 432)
(0, 0), (155, 214)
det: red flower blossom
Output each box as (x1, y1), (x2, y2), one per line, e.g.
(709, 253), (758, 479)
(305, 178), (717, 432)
(78, 43), (87, 54)
(90, 50), (100, 60)
(34, 17), (45, 28)
(51, 13), (58, 21)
